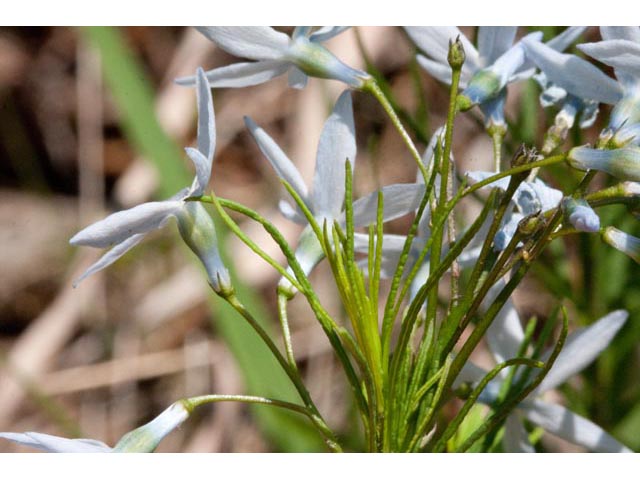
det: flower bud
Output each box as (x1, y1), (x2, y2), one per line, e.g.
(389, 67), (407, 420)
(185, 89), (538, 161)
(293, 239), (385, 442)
(568, 145), (640, 182)
(447, 36), (466, 70)
(602, 227), (640, 264)
(113, 401), (190, 452)
(176, 202), (231, 294)
(561, 197), (601, 233)
(286, 36), (370, 88)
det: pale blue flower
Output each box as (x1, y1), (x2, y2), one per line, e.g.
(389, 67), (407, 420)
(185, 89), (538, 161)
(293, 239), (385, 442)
(465, 171), (563, 250)
(70, 69), (230, 292)
(568, 145), (640, 182)
(457, 302), (631, 452)
(176, 27), (370, 90)
(245, 91), (424, 287)
(0, 401), (189, 453)
(561, 197), (601, 233)
(405, 27), (585, 129)
(602, 226), (640, 263)
(524, 27), (640, 147)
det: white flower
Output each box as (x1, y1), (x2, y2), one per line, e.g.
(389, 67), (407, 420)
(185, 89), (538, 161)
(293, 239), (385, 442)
(465, 171), (563, 251)
(405, 27), (585, 129)
(245, 90), (424, 288)
(457, 301), (631, 452)
(0, 401), (189, 453)
(70, 68), (230, 292)
(176, 27), (370, 90)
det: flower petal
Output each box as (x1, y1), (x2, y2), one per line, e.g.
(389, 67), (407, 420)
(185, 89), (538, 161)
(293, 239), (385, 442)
(309, 26), (350, 43)
(351, 183), (426, 228)
(484, 279), (526, 363)
(546, 26), (588, 52)
(175, 60), (289, 88)
(195, 67), (215, 164)
(0, 432), (111, 453)
(279, 199), (306, 224)
(537, 310), (627, 393)
(70, 200), (182, 248)
(195, 27), (289, 60)
(404, 27), (480, 72)
(288, 66), (309, 89)
(600, 26), (640, 43)
(523, 400), (632, 452)
(578, 40), (640, 77)
(503, 414), (535, 452)
(244, 116), (310, 206)
(523, 38), (623, 104)
(185, 148), (210, 197)
(416, 54), (455, 86)
(73, 234), (146, 287)
(477, 26), (517, 65)
(313, 91), (356, 219)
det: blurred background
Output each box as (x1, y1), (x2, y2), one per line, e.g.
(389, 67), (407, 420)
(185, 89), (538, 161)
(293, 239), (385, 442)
(0, 26), (638, 452)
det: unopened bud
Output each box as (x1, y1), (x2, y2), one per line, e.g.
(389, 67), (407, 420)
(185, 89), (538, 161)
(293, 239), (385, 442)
(568, 145), (640, 182)
(447, 36), (466, 70)
(602, 227), (640, 264)
(561, 197), (601, 233)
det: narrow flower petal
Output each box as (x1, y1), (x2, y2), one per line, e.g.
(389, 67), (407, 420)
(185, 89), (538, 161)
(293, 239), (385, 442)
(244, 116), (310, 206)
(523, 400), (632, 452)
(477, 26), (517, 65)
(545, 26), (587, 52)
(195, 27), (289, 60)
(465, 170), (511, 191)
(601, 26), (640, 43)
(578, 40), (640, 77)
(489, 32), (542, 86)
(313, 91), (356, 219)
(185, 148), (211, 197)
(351, 183), (426, 227)
(537, 310), (627, 393)
(113, 401), (190, 453)
(175, 60), (289, 88)
(416, 54), (457, 86)
(568, 145), (640, 181)
(523, 38), (623, 104)
(493, 212), (523, 251)
(176, 202), (230, 292)
(70, 200), (182, 248)
(278, 199), (306, 224)
(0, 432), (111, 453)
(309, 26), (350, 43)
(484, 279), (526, 363)
(503, 413), (535, 453)
(195, 67), (215, 163)
(73, 234), (145, 287)
(292, 26), (312, 40)
(288, 66), (309, 89)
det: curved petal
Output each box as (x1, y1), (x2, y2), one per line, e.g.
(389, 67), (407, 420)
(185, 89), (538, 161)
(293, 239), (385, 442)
(477, 26), (517, 65)
(244, 116), (310, 206)
(490, 32), (542, 86)
(73, 233), (146, 287)
(523, 38), (623, 104)
(175, 60), (289, 89)
(310, 26), (350, 43)
(523, 400), (632, 452)
(185, 148), (210, 197)
(195, 67), (215, 164)
(537, 310), (628, 393)
(195, 26), (289, 60)
(503, 414), (535, 452)
(578, 40), (640, 77)
(313, 91), (356, 219)
(351, 183), (426, 228)
(465, 170), (511, 191)
(546, 26), (588, 52)
(0, 432), (111, 453)
(279, 199), (306, 224)
(70, 200), (182, 248)
(416, 54), (454, 86)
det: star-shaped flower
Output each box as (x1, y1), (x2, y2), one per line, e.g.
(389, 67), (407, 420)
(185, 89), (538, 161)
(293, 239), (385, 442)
(244, 90), (424, 288)
(0, 401), (189, 452)
(405, 27), (585, 130)
(176, 27), (370, 90)
(456, 302), (631, 452)
(70, 68), (230, 292)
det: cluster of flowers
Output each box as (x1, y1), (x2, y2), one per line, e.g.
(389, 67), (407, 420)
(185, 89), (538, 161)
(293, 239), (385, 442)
(1, 27), (638, 453)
